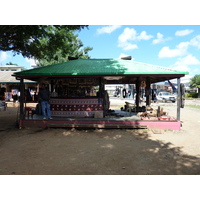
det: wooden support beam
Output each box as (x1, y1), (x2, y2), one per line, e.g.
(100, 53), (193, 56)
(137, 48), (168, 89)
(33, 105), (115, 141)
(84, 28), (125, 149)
(177, 77), (181, 121)
(136, 77), (140, 109)
(98, 77), (103, 97)
(99, 77), (106, 117)
(19, 78), (24, 120)
(146, 77), (151, 106)
(50, 80), (54, 92)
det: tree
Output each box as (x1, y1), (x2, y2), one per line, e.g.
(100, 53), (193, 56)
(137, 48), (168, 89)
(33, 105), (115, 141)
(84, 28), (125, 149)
(190, 74), (200, 98)
(6, 62), (18, 66)
(0, 25), (91, 62)
(37, 31), (93, 66)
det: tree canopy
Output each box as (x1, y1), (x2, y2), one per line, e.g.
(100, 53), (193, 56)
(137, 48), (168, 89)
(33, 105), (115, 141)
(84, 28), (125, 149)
(190, 74), (200, 97)
(0, 25), (93, 66)
(6, 62), (18, 66)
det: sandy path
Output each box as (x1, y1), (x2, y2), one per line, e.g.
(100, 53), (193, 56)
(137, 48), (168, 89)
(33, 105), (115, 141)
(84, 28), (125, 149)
(0, 100), (200, 175)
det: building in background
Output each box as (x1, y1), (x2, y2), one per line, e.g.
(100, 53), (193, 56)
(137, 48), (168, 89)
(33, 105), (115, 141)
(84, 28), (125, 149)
(0, 65), (37, 101)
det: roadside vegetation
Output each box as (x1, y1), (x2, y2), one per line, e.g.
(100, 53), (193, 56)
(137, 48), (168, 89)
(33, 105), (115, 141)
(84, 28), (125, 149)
(185, 92), (198, 99)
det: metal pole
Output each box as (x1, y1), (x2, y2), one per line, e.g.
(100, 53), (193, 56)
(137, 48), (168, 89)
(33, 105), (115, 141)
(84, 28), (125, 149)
(177, 77), (181, 121)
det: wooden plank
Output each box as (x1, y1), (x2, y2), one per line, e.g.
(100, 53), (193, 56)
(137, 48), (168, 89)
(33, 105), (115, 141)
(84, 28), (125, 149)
(47, 123), (147, 129)
(20, 118), (181, 130)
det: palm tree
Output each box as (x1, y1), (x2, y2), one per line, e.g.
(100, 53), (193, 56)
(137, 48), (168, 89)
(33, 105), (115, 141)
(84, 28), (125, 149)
(190, 74), (200, 98)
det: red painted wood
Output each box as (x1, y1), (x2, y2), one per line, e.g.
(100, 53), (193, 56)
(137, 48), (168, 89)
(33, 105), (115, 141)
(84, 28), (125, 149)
(19, 119), (181, 130)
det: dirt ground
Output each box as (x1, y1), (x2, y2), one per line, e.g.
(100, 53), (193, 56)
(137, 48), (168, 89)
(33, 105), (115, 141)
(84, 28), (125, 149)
(1, 99), (200, 175)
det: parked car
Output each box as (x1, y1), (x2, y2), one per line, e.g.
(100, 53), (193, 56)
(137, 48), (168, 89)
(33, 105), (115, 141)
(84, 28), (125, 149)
(157, 92), (176, 103)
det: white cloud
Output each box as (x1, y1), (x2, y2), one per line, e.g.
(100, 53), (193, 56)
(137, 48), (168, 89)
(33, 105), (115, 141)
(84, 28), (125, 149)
(121, 43), (138, 51)
(25, 57), (38, 67)
(0, 51), (9, 62)
(174, 54), (200, 66)
(173, 65), (190, 72)
(118, 28), (137, 50)
(180, 75), (193, 84)
(170, 54), (200, 78)
(152, 33), (164, 44)
(189, 35), (200, 49)
(118, 28), (137, 43)
(97, 25), (121, 35)
(158, 34), (200, 59)
(137, 31), (153, 40)
(152, 32), (170, 44)
(158, 46), (183, 58)
(175, 29), (194, 36)
(158, 42), (189, 58)
(118, 28), (153, 51)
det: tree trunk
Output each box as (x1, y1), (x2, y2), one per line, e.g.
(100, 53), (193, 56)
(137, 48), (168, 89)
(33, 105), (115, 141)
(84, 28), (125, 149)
(198, 88), (200, 98)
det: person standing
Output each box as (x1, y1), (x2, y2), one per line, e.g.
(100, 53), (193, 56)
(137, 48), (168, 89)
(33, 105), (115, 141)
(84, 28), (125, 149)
(39, 84), (52, 120)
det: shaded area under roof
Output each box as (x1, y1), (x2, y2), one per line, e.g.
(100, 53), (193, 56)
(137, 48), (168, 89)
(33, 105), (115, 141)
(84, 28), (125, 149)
(12, 59), (189, 83)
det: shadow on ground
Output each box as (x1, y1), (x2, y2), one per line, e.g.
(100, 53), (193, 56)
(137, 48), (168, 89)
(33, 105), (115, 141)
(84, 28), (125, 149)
(0, 125), (200, 175)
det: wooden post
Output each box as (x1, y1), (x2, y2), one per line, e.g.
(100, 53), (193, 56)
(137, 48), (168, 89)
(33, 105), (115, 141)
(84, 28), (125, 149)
(19, 78), (24, 128)
(99, 77), (105, 117)
(136, 77), (140, 109)
(177, 77), (181, 121)
(99, 77), (103, 97)
(146, 77), (151, 106)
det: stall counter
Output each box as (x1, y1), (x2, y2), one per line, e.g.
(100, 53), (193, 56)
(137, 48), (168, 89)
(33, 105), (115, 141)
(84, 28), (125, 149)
(50, 98), (103, 118)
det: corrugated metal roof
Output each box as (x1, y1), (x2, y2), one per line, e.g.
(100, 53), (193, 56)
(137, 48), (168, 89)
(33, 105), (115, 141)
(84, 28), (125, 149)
(0, 71), (35, 83)
(13, 59), (189, 78)
(0, 65), (25, 71)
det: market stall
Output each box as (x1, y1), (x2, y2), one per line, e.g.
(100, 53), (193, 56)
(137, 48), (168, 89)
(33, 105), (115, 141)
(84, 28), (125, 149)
(49, 77), (105, 117)
(12, 58), (189, 130)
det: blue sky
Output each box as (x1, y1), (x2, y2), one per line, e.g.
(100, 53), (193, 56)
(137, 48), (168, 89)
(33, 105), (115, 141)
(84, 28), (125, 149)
(1, 25), (200, 83)
(78, 25), (200, 82)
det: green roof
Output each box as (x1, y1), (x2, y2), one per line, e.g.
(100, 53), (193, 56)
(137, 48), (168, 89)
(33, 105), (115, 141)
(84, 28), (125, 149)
(13, 59), (189, 78)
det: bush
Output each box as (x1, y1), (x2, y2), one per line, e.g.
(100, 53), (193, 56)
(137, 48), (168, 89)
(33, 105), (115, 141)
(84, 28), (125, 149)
(186, 92), (198, 98)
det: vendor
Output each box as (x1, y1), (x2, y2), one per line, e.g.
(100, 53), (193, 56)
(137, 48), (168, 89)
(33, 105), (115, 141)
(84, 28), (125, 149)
(39, 84), (52, 120)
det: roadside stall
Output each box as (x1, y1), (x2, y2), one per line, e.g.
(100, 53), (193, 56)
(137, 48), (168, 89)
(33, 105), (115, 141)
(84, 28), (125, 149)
(49, 77), (105, 118)
(12, 58), (188, 130)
